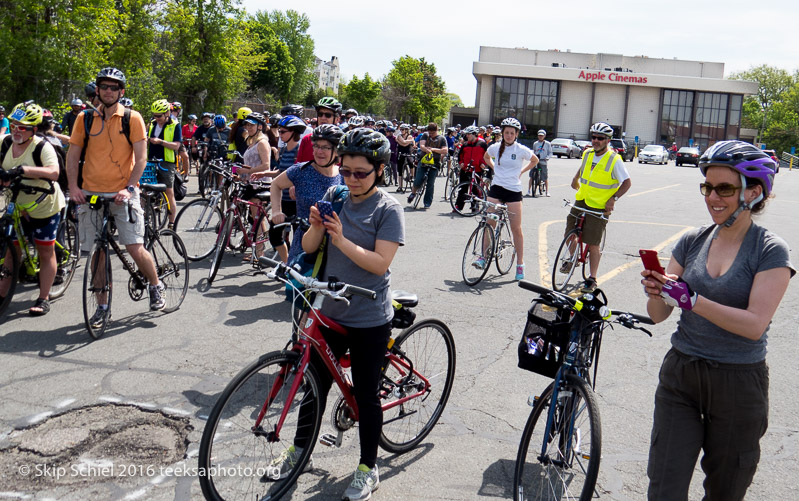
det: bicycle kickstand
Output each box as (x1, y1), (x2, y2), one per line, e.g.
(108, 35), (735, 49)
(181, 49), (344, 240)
(319, 430), (343, 448)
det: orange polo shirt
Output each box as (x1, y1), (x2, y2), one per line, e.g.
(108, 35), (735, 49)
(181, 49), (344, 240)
(69, 105), (147, 193)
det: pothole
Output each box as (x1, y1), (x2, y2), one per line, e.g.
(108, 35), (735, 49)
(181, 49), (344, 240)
(0, 403), (192, 491)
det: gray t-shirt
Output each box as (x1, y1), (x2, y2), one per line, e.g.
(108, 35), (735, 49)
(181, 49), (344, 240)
(320, 188), (405, 328)
(671, 223), (795, 364)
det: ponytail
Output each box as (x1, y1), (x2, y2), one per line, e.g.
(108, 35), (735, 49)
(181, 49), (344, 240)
(497, 142), (506, 166)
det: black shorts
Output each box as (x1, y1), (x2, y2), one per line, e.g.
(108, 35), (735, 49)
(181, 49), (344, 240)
(488, 184), (523, 203)
(268, 200), (296, 247)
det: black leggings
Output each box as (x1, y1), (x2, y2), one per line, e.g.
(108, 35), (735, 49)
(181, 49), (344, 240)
(268, 200), (296, 248)
(295, 321), (392, 469)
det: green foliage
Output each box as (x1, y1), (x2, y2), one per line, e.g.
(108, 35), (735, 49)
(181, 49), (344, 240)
(255, 10), (315, 104)
(731, 65), (798, 151)
(383, 56), (450, 124)
(340, 74), (383, 115)
(248, 20), (295, 102)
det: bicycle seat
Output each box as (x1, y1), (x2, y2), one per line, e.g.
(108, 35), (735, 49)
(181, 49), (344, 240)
(254, 191), (271, 202)
(140, 183), (167, 193)
(391, 290), (418, 308)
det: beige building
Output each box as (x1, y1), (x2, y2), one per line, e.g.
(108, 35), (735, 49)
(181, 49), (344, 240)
(314, 56), (340, 95)
(457, 47), (758, 150)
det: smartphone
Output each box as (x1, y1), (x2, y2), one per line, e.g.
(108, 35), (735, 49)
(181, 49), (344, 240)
(639, 249), (665, 275)
(317, 200), (334, 221)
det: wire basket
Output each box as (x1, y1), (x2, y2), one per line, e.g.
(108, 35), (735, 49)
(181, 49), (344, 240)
(517, 299), (571, 378)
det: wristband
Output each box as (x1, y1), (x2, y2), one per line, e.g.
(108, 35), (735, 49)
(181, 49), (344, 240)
(660, 279), (698, 311)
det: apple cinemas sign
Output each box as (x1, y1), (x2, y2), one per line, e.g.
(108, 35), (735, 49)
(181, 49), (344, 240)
(578, 70), (649, 84)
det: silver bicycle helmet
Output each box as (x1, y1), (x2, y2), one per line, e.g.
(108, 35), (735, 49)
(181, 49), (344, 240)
(590, 122), (614, 137)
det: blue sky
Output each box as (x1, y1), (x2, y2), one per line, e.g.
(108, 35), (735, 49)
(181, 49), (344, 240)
(241, 0), (797, 106)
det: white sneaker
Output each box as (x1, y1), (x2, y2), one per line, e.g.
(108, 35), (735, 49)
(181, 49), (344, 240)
(262, 445), (313, 481)
(342, 464), (379, 501)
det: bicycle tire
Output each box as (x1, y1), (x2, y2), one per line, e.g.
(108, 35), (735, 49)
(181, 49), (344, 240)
(513, 375), (601, 501)
(552, 230), (580, 292)
(174, 199), (223, 261)
(461, 224), (495, 286)
(151, 192), (169, 231)
(83, 244), (113, 339)
(208, 213), (232, 283)
(450, 182), (485, 217)
(412, 177), (425, 209)
(49, 219), (80, 299)
(495, 221), (516, 275)
(148, 229), (189, 313)
(227, 213), (246, 252)
(379, 319), (456, 454)
(198, 350), (322, 501)
(0, 235), (20, 318)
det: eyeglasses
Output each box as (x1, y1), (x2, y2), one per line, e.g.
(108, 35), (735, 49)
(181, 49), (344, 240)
(278, 129), (291, 135)
(312, 144), (333, 152)
(317, 112), (334, 118)
(98, 83), (121, 91)
(9, 123), (34, 132)
(340, 168), (375, 179)
(591, 136), (608, 141)
(699, 182), (741, 197)
(153, 113), (165, 119)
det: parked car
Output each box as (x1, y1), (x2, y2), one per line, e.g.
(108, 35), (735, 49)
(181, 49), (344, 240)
(638, 144), (669, 165)
(575, 140), (591, 152)
(763, 149), (781, 173)
(675, 146), (700, 166)
(610, 138), (634, 161)
(551, 138), (583, 159)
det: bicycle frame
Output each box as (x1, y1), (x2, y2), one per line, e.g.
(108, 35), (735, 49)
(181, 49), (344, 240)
(88, 197), (148, 291)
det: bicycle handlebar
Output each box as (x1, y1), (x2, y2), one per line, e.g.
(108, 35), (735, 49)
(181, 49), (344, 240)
(257, 256), (377, 300)
(562, 199), (608, 219)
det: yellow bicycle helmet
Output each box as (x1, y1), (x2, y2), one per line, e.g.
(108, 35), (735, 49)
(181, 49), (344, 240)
(236, 107), (252, 121)
(9, 102), (43, 126)
(151, 99), (171, 114)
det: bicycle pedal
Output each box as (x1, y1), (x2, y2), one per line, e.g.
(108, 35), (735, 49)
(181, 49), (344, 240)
(319, 432), (343, 448)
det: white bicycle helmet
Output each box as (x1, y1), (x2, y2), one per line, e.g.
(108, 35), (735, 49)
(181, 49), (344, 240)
(590, 122), (614, 137)
(537, 129), (546, 136)
(501, 117), (521, 131)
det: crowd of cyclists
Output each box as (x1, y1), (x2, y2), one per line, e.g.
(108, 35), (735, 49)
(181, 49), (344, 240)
(1, 64), (794, 501)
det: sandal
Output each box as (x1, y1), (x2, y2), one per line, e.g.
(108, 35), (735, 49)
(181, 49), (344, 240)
(29, 297), (50, 316)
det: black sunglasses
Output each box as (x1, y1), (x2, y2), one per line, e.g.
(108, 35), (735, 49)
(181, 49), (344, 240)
(340, 168), (375, 179)
(98, 83), (121, 91)
(591, 136), (608, 141)
(699, 182), (741, 197)
(317, 112), (334, 118)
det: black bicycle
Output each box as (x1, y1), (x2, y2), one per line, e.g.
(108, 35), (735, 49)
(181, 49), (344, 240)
(513, 281), (653, 501)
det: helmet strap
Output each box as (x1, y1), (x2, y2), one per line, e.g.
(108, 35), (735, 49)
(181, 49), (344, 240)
(722, 173), (760, 227)
(352, 164), (382, 199)
(319, 153), (338, 169)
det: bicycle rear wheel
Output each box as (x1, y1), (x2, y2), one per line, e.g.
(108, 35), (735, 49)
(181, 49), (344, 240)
(0, 235), (20, 318)
(198, 351), (322, 501)
(49, 219), (80, 299)
(513, 375), (601, 501)
(174, 199), (223, 261)
(412, 179), (425, 209)
(151, 192), (169, 231)
(148, 229), (189, 313)
(379, 319), (456, 454)
(552, 230), (580, 292)
(450, 182), (485, 217)
(495, 221), (517, 275)
(82, 244), (112, 339)
(208, 213), (232, 283)
(462, 224), (494, 286)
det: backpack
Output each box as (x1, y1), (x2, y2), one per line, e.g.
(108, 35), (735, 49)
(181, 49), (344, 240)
(78, 107), (132, 188)
(285, 184), (350, 303)
(1, 135), (65, 190)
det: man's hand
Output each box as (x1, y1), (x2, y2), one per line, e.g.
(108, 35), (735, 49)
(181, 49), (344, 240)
(114, 188), (131, 205)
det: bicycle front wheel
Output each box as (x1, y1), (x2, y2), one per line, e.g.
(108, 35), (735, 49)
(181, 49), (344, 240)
(208, 213), (232, 283)
(174, 199), (223, 261)
(513, 375), (601, 501)
(379, 319), (456, 454)
(198, 350), (323, 501)
(82, 244), (113, 339)
(552, 230), (580, 292)
(450, 182), (485, 217)
(0, 235), (20, 318)
(495, 221), (517, 275)
(148, 229), (189, 313)
(50, 219), (80, 299)
(461, 224), (494, 286)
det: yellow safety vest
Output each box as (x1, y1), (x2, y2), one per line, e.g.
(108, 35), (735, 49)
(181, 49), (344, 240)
(148, 121), (177, 163)
(575, 149), (620, 209)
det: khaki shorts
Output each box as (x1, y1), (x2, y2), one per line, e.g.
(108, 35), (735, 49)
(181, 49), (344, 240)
(78, 190), (145, 248)
(564, 199), (607, 246)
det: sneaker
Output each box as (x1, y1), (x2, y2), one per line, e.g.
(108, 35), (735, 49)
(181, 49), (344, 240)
(407, 192), (416, 204)
(342, 464), (379, 501)
(423, 204), (431, 209)
(526, 190), (532, 197)
(515, 263), (525, 280)
(262, 445), (313, 481)
(559, 260), (573, 274)
(90, 306), (109, 329)
(149, 282), (166, 311)
(473, 257), (486, 269)
(580, 277), (598, 292)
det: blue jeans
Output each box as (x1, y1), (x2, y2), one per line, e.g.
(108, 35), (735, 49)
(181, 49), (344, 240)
(413, 164), (437, 206)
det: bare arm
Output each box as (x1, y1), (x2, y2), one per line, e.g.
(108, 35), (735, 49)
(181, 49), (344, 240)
(519, 154), (539, 177)
(269, 171), (293, 222)
(66, 143), (84, 203)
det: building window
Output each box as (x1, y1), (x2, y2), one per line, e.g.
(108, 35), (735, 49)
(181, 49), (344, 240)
(660, 89), (694, 147)
(727, 94), (742, 140)
(492, 77), (557, 140)
(694, 92), (728, 150)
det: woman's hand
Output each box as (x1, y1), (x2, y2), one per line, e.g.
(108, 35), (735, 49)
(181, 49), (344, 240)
(323, 211), (344, 246)
(271, 210), (285, 225)
(308, 205), (325, 229)
(640, 269), (679, 299)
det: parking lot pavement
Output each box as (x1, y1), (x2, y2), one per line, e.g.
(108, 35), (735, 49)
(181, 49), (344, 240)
(1, 160), (797, 499)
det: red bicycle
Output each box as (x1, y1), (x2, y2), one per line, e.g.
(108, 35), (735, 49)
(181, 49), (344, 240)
(198, 257), (456, 501)
(551, 200), (608, 292)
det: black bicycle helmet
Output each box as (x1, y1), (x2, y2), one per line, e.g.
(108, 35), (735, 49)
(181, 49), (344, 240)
(280, 104), (304, 117)
(85, 82), (97, 98)
(96, 67), (126, 88)
(337, 128), (391, 165)
(269, 113), (283, 127)
(315, 97), (342, 114)
(245, 112), (266, 126)
(312, 123), (344, 145)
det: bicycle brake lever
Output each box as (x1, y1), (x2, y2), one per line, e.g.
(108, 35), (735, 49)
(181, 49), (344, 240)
(638, 326), (653, 337)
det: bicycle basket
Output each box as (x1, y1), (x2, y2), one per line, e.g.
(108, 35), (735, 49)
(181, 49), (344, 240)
(517, 299), (571, 378)
(141, 162), (158, 185)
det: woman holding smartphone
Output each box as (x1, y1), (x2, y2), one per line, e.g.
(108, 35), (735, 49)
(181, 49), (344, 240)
(272, 128), (404, 501)
(641, 141), (794, 501)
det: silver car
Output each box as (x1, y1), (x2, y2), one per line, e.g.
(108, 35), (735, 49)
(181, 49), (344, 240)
(551, 138), (583, 159)
(638, 144), (669, 165)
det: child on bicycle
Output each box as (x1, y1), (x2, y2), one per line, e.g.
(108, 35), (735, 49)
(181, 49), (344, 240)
(281, 128), (404, 501)
(482, 117), (538, 280)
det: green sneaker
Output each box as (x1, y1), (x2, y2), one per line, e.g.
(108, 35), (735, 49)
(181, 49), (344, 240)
(261, 445), (313, 481)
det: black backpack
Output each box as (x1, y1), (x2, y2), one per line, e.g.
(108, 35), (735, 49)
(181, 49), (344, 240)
(1, 135), (65, 190)
(78, 107), (132, 187)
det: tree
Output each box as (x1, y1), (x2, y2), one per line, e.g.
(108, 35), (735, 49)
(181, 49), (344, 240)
(730, 65), (795, 142)
(248, 19), (295, 102)
(447, 93), (464, 108)
(256, 9), (315, 104)
(382, 56), (449, 124)
(340, 74), (382, 115)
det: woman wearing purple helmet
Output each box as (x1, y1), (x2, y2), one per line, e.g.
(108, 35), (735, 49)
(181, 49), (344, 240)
(641, 140), (794, 501)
